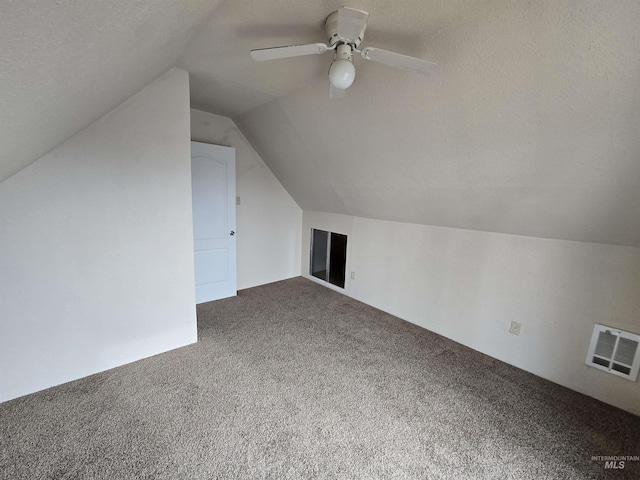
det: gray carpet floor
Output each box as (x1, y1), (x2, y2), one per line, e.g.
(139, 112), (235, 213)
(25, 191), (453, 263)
(1, 277), (639, 479)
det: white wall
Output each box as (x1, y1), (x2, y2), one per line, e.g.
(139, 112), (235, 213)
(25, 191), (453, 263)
(190, 109), (301, 290)
(0, 69), (197, 403)
(302, 211), (640, 416)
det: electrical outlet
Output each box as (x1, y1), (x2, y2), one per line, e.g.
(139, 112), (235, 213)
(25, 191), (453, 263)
(236, 196), (241, 205)
(350, 271), (356, 280)
(509, 321), (522, 336)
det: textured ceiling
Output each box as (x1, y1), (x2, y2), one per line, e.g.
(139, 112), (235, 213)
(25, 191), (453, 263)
(179, 0), (476, 117)
(0, 0), (223, 182)
(223, 0), (640, 247)
(3, 1), (640, 247)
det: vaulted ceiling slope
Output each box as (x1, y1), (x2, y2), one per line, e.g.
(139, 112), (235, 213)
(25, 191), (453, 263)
(183, 0), (640, 247)
(0, 0), (224, 183)
(3, 1), (640, 247)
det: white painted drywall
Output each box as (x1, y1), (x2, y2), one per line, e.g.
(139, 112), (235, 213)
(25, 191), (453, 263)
(0, 69), (197, 403)
(302, 211), (640, 416)
(190, 109), (302, 290)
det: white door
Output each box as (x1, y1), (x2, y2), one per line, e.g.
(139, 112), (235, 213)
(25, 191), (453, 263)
(191, 141), (236, 303)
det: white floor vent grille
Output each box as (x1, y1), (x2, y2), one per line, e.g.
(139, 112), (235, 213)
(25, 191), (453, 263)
(586, 324), (640, 381)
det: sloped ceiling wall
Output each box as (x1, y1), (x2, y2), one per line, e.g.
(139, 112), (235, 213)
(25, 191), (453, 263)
(228, 0), (640, 247)
(0, 0), (224, 182)
(2, 0), (640, 247)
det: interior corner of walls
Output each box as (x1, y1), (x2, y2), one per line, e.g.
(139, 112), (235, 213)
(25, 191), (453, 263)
(190, 108), (302, 290)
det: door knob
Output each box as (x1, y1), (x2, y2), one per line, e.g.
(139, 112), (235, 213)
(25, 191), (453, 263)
(230, 230), (235, 236)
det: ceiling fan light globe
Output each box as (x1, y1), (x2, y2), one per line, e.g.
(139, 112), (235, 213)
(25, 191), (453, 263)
(329, 59), (356, 89)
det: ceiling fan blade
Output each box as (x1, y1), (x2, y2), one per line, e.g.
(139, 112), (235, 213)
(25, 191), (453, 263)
(360, 47), (437, 75)
(337, 7), (369, 42)
(329, 83), (346, 100)
(250, 43), (331, 61)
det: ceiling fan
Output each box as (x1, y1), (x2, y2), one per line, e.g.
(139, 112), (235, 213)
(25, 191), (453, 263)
(250, 7), (437, 99)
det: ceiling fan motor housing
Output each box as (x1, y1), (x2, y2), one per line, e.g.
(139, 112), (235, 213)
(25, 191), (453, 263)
(325, 10), (367, 47)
